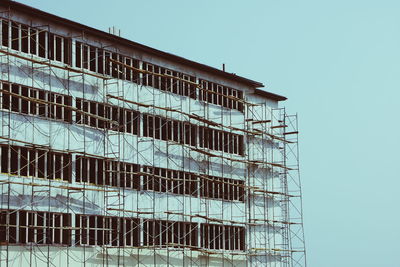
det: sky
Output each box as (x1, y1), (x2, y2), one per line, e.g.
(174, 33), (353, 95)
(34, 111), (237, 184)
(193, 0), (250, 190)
(14, 0), (400, 266)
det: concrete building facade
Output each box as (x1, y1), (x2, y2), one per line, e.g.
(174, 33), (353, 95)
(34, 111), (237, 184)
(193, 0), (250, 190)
(0, 1), (306, 266)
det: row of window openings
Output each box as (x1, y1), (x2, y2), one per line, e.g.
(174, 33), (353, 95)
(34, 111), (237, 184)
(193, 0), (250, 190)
(1, 20), (70, 64)
(76, 45), (243, 111)
(0, 85), (244, 156)
(0, 146), (245, 202)
(0, 210), (71, 245)
(75, 42), (199, 103)
(142, 62), (197, 99)
(0, 210), (245, 251)
(76, 98), (139, 135)
(74, 44), (196, 102)
(0, 146), (71, 181)
(75, 42), (140, 83)
(199, 79), (244, 111)
(78, 99), (244, 156)
(0, 19), (244, 112)
(142, 114), (244, 155)
(1, 82), (72, 122)
(75, 44), (243, 111)
(77, 157), (245, 201)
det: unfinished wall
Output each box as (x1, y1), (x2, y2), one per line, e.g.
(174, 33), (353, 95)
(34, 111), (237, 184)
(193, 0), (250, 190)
(0, 5), (306, 267)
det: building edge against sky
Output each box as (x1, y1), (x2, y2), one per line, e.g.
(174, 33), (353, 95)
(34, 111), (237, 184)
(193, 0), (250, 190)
(0, 1), (306, 266)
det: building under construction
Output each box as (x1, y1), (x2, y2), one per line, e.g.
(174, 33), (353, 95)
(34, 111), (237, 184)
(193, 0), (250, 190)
(0, 1), (306, 266)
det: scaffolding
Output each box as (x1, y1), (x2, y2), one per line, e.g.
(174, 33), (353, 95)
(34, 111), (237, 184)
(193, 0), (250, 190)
(0, 5), (306, 267)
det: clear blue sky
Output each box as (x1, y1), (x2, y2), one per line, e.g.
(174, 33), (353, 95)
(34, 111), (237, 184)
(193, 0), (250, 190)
(16, 0), (400, 266)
